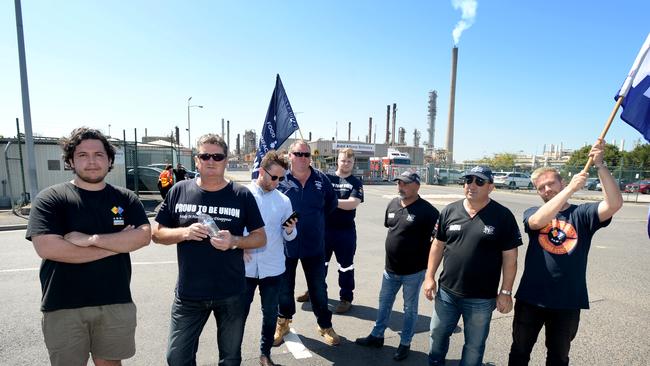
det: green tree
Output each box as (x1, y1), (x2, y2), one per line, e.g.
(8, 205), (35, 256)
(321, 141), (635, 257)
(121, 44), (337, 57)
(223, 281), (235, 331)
(476, 153), (516, 170)
(492, 153), (516, 170)
(565, 143), (622, 169)
(624, 143), (650, 168)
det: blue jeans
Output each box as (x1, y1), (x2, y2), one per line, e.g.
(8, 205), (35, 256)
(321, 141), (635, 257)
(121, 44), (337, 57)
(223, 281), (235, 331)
(371, 269), (425, 346)
(166, 294), (245, 366)
(243, 274), (283, 357)
(428, 288), (496, 366)
(278, 255), (332, 328)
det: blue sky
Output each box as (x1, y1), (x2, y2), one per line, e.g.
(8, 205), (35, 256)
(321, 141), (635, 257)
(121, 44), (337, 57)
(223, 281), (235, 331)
(1, 1), (648, 162)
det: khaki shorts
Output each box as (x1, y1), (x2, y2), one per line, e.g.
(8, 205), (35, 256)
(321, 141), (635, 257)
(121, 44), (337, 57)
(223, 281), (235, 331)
(42, 302), (137, 366)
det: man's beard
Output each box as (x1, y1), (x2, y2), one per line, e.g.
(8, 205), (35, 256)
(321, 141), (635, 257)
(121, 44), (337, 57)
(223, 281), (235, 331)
(75, 169), (107, 184)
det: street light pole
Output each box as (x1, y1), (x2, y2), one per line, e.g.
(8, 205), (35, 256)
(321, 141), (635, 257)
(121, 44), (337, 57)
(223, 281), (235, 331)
(186, 96), (203, 169)
(186, 97), (205, 149)
(187, 96), (192, 150)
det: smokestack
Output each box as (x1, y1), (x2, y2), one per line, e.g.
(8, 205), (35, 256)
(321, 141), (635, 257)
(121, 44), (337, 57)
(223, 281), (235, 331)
(368, 117), (372, 144)
(446, 46), (458, 164)
(309, 132), (312, 141)
(227, 120), (230, 153)
(385, 105), (390, 144)
(391, 103), (397, 146)
(428, 90), (437, 150)
(348, 122), (351, 141)
(398, 127), (405, 145)
(221, 118), (225, 139)
(236, 134), (240, 156)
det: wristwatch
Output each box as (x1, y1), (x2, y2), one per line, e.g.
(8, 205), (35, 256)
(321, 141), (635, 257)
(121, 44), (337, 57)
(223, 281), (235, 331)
(500, 289), (512, 296)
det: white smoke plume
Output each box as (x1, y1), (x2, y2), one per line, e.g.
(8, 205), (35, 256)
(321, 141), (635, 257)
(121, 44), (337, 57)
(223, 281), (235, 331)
(451, 0), (477, 45)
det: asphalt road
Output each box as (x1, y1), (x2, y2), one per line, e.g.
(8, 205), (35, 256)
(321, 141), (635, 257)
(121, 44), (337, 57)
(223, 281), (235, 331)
(1, 184), (649, 365)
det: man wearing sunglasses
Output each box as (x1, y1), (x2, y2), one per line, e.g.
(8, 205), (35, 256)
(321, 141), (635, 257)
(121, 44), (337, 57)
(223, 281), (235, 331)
(274, 140), (340, 346)
(243, 150), (297, 366)
(424, 165), (522, 366)
(152, 134), (267, 366)
(356, 171), (438, 361)
(509, 139), (622, 366)
(295, 148), (365, 314)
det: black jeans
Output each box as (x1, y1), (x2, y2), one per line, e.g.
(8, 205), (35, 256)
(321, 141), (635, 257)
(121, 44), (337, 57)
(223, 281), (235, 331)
(509, 300), (580, 366)
(324, 227), (357, 302)
(166, 294), (245, 366)
(243, 274), (283, 357)
(278, 255), (332, 329)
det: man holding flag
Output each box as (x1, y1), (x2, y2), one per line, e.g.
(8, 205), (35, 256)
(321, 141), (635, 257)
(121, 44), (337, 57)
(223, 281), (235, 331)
(508, 140), (623, 366)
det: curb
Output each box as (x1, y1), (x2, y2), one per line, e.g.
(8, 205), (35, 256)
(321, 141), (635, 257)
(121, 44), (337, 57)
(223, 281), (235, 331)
(0, 224), (28, 231)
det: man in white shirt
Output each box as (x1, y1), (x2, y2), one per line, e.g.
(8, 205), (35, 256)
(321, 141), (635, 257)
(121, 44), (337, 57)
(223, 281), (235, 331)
(244, 150), (297, 366)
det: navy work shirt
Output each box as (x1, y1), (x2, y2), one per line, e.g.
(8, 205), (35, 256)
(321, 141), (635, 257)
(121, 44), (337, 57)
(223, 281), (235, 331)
(278, 167), (337, 258)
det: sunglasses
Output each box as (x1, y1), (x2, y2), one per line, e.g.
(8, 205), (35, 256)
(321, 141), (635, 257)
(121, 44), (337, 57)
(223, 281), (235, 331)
(292, 151), (311, 158)
(196, 153), (226, 162)
(263, 167), (285, 182)
(464, 176), (488, 186)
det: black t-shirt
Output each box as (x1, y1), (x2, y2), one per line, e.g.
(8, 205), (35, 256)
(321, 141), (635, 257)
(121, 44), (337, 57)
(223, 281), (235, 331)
(326, 174), (364, 229)
(384, 196), (439, 275)
(26, 182), (148, 312)
(436, 199), (522, 299)
(515, 203), (610, 309)
(155, 180), (264, 301)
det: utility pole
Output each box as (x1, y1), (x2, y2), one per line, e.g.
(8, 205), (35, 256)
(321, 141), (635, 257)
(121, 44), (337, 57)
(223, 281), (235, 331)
(14, 0), (38, 202)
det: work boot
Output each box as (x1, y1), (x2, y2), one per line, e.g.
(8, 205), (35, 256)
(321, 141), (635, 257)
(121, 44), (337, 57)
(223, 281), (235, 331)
(317, 326), (341, 346)
(393, 344), (410, 361)
(354, 334), (384, 348)
(273, 318), (291, 346)
(296, 291), (310, 302)
(335, 300), (352, 313)
(259, 355), (276, 366)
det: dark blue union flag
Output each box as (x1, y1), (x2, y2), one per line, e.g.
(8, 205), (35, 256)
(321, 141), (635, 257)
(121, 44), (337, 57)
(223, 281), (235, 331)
(252, 74), (300, 178)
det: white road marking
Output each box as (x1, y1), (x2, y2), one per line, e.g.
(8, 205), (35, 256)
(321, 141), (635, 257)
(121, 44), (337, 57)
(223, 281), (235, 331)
(0, 260), (177, 274)
(283, 327), (312, 359)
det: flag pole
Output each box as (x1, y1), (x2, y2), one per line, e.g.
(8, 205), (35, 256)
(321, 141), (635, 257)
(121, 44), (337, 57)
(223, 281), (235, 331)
(582, 96), (624, 173)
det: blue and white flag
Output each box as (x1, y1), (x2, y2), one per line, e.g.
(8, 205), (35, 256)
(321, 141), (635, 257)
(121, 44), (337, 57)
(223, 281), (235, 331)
(617, 33), (650, 142)
(252, 75), (300, 178)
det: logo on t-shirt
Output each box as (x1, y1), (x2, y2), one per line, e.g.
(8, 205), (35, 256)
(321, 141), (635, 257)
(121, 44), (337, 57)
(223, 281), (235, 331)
(538, 219), (578, 254)
(111, 206), (125, 226)
(483, 225), (495, 235)
(406, 214), (415, 222)
(449, 224), (461, 231)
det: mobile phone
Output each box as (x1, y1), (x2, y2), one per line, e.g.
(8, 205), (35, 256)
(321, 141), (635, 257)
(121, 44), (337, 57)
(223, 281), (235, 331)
(282, 211), (299, 227)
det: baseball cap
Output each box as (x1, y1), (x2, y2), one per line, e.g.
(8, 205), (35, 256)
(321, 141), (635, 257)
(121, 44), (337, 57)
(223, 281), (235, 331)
(463, 166), (494, 182)
(393, 171), (421, 184)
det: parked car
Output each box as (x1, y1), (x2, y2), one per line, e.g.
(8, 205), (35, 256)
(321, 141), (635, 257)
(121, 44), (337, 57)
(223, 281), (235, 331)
(126, 166), (163, 192)
(585, 178), (600, 190)
(624, 180), (650, 194)
(595, 178), (627, 191)
(493, 172), (533, 189)
(433, 168), (464, 185)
